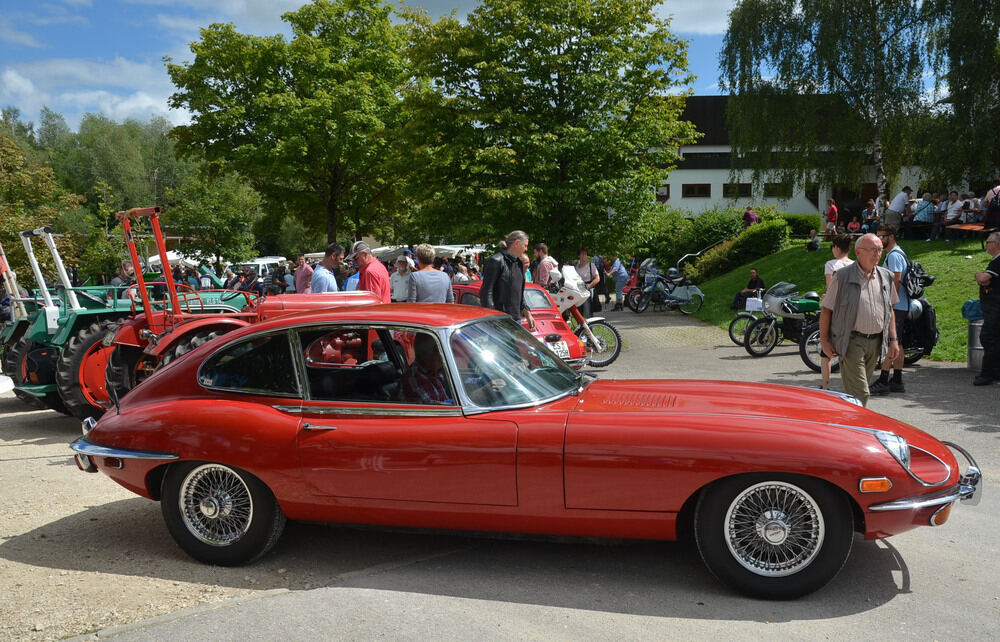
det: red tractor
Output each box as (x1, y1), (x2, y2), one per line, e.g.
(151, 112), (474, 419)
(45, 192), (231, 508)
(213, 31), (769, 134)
(99, 207), (378, 405)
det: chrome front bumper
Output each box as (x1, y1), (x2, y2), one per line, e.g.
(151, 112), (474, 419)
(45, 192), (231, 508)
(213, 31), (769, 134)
(869, 441), (982, 511)
(70, 437), (179, 473)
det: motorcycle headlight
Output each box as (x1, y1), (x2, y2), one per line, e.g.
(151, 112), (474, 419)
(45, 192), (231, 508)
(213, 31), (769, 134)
(875, 431), (911, 469)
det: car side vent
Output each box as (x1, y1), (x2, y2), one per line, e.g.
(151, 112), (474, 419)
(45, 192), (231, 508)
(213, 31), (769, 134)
(602, 392), (677, 408)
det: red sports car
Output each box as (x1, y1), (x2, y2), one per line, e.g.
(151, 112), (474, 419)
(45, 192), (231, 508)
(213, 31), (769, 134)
(452, 282), (588, 369)
(70, 304), (981, 599)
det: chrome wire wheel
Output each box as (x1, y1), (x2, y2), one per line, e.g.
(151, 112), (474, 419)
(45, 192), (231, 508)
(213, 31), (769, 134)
(723, 481), (825, 577)
(179, 463), (254, 547)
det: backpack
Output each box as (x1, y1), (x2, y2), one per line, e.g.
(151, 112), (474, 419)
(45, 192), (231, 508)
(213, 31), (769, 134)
(890, 247), (935, 299)
(986, 188), (1000, 226)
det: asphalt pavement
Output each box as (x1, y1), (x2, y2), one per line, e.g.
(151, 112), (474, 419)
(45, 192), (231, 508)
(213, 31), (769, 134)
(54, 307), (1000, 639)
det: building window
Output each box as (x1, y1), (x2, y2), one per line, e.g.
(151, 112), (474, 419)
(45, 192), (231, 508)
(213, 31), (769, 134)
(723, 183), (752, 199)
(656, 185), (670, 202)
(682, 184), (711, 198)
(764, 183), (793, 199)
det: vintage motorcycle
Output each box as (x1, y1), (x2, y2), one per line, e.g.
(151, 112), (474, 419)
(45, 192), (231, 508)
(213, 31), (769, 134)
(743, 282), (821, 357)
(626, 259), (704, 315)
(798, 296), (938, 372)
(548, 266), (622, 368)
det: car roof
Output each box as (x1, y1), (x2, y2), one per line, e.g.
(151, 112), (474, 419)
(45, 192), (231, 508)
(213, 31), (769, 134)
(249, 303), (505, 335)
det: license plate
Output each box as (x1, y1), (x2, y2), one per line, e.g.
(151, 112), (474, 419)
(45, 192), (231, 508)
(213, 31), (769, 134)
(546, 340), (570, 359)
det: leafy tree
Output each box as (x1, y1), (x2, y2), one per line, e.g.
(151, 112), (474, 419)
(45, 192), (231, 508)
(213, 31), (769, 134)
(167, 0), (407, 244)
(0, 126), (84, 284)
(402, 0), (698, 257)
(923, 0), (1000, 186)
(163, 172), (262, 271)
(719, 0), (935, 207)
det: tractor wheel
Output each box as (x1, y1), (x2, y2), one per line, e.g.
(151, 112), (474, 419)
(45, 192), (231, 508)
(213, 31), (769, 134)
(106, 344), (147, 403)
(55, 321), (117, 420)
(6, 335), (68, 414)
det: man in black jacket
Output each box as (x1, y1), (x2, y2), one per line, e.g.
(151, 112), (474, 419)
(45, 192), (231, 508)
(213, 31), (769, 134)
(480, 230), (536, 330)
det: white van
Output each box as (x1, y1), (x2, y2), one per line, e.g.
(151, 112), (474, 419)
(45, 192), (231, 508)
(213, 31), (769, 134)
(236, 256), (286, 284)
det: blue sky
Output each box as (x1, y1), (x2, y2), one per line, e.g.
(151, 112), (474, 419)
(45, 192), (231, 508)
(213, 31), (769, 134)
(0, 0), (734, 131)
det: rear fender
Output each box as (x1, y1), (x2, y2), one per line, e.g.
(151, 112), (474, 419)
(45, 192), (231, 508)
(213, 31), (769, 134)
(112, 315), (147, 348)
(145, 317), (248, 357)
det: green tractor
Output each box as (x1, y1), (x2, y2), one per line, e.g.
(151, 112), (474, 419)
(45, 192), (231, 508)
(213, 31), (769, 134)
(2, 227), (136, 417)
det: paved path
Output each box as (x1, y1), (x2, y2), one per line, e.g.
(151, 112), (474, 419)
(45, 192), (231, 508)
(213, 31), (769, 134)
(8, 308), (997, 640)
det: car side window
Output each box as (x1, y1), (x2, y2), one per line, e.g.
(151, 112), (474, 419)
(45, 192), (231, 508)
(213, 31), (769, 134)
(198, 332), (298, 396)
(460, 292), (481, 306)
(298, 326), (455, 405)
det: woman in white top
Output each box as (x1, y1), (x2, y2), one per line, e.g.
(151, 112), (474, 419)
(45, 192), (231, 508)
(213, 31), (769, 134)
(821, 234), (855, 389)
(576, 247), (601, 318)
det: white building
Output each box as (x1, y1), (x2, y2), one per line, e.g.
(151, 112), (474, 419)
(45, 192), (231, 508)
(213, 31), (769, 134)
(661, 96), (922, 217)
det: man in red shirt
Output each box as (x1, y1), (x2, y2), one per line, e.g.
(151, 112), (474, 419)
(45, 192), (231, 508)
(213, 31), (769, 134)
(347, 241), (391, 303)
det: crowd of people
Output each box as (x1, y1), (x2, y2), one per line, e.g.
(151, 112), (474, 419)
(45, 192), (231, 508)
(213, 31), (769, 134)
(811, 178), (1000, 244)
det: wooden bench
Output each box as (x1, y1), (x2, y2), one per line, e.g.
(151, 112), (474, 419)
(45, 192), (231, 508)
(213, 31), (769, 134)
(947, 222), (997, 248)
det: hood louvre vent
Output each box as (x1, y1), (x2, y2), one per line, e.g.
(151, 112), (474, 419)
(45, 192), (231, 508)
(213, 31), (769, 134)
(602, 392), (677, 408)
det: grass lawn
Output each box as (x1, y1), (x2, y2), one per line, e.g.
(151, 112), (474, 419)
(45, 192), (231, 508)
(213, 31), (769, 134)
(690, 237), (989, 362)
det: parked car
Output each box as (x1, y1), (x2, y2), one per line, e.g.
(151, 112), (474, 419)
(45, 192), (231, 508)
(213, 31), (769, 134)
(71, 304), (981, 599)
(452, 282), (587, 369)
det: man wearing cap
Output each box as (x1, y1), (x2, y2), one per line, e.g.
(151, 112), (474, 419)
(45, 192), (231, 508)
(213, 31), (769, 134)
(884, 186), (912, 229)
(348, 241), (391, 303)
(311, 243), (343, 293)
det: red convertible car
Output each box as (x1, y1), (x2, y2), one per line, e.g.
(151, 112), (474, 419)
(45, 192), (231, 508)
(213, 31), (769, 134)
(70, 304), (981, 599)
(452, 282), (588, 369)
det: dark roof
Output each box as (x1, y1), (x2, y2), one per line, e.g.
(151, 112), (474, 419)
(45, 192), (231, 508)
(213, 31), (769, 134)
(681, 96), (729, 146)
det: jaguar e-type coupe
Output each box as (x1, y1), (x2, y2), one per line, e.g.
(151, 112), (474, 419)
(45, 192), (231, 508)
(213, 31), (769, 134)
(71, 304), (981, 599)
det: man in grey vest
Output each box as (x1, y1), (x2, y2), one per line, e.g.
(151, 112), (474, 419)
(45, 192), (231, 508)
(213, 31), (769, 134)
(819, 233), (900, 406)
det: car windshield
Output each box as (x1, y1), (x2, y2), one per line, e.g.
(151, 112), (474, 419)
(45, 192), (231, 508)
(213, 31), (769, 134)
(449, 316), (579, 408)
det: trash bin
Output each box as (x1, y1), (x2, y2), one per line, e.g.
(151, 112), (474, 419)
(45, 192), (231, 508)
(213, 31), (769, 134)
(968, 320), (984, 371)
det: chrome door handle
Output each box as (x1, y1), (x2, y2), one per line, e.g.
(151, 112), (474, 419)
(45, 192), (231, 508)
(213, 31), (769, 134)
(303, 422), (337, 431)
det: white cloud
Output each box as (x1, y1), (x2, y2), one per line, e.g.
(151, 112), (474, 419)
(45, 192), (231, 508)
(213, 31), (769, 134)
(34, 4), (89, 25)
(658, 0), (736, 35)
(58, 88), (188, 124)
(0, 17), (45, 48)
(155, 13), (208, 34)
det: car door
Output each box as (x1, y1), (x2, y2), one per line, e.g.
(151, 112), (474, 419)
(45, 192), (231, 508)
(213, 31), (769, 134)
(293, 324), (518, 506)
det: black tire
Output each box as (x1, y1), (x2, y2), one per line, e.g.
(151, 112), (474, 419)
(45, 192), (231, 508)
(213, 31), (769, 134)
(160, 330), (223, 367)
(799, 322), (840, 374)
(106, 344), (145, 402)
(161, 461), (286, 566)
(7, 335), (68, 413)
(55, 321), (114, 420)
(635, 292), (652, 313)
(903, 348), (923, 366)
(577, 320), (622, 368)
(744, 318), (780, 357)
(678, 293), (704, 315)
(728, 313), (756, 346)
(626, 289), (643, 313)
(694, 474), (854, 599)
(4, 335), (45, 409)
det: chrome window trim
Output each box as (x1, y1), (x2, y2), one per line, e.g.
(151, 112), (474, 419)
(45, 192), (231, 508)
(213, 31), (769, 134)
(293, 324), (461, 406)
(70, 437), (179, 461)
(274, 404), (464, 418)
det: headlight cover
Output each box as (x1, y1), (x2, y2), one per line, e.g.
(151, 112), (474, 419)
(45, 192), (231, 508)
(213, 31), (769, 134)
(876, 431), (911, 469)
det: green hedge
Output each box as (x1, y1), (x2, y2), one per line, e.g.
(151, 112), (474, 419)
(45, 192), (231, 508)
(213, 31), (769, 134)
(683, 219), (790, 282)
(780, 213), (822, 236)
